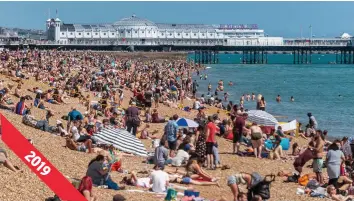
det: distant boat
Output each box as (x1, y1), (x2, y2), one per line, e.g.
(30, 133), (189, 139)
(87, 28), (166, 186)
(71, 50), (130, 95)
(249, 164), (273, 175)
(206, 66), (212, 69)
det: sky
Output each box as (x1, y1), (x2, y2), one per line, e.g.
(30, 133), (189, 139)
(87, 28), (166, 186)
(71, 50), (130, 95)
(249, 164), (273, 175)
(0, 1), (353, 38)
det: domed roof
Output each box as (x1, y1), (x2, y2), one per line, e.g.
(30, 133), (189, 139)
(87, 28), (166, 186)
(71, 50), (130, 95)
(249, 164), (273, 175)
(114, 15), (156, 27)
(341, 33), (351, 39)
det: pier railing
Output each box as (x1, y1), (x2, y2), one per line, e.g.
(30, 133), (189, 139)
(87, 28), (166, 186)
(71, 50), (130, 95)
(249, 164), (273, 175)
(0, 38), (350, 47)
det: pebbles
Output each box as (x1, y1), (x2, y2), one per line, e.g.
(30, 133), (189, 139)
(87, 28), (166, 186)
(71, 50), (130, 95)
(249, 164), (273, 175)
(0, 72), (324, 201)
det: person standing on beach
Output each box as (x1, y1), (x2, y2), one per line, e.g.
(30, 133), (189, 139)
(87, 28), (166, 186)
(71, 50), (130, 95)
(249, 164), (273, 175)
(192, 80), (198, 99)
(125, 102), (140, 136)
(233, 113), (249, 154)
(293, 141), (314, 175)
(307, 113), (318, 129)
(313, 130), (325, 185)
(164, 114), (179, 157)
(250, 123), (263, 158)
(205, 116), (217, 169)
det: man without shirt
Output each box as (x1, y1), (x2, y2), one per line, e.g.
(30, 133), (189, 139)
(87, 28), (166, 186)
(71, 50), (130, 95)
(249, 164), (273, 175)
(313, 130), (325, 185)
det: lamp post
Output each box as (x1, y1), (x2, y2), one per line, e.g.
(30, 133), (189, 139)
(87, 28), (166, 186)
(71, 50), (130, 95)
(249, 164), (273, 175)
(309, 25), (312, 45)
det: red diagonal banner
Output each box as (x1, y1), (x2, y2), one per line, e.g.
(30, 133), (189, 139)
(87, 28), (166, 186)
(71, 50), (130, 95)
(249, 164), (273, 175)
(0, 114), (87, 201)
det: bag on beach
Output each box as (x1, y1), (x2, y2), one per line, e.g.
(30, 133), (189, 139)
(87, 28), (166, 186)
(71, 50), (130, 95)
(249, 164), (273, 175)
(248, 174), (275, 200)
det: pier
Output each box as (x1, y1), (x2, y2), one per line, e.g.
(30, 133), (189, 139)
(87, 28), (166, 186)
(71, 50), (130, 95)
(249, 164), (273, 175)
(1, 37), (354, 64)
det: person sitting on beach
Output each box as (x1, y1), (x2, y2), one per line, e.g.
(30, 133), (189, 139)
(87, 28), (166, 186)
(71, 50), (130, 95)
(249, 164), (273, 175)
(139, 124), (157, 139)
(168, 144), (191, 167)
(14, 96), (30, 115)
(327, 185), (354, 201)
(65, 136), (93, 154)
(154, 138), (169, 167)
(183, 155), (218, 182)
(0, 93), (15, 111)
(0, 148), (22, 173)
(86, 155), (124, 190)
(268, 139), (285, 160)
(193, 98), (201, 110)
(276, 126), (292, 141)
(77, 176), (98, 201)
(151, 109), (166, 123)
(144, 108), (152, 123)
(45, 89), (60, 104)
(150, 164), (170, 193)
(13, 84), (22, 98)
(55, 120), (68, 136)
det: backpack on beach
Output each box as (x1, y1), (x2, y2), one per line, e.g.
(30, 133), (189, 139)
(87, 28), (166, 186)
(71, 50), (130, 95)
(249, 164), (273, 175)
(248, 174), (275, 200)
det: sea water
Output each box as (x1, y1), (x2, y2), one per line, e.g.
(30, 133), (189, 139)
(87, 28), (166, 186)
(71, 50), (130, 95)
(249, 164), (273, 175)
(189, 54), (354, 138)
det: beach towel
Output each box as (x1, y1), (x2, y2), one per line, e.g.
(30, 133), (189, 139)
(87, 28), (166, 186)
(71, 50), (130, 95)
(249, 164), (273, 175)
(15, 101), (25, 115)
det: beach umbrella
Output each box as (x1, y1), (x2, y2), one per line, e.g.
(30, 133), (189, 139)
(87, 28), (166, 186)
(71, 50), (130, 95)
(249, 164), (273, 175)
(93, 128), (147, 157)
(246, 110), (278, 126)
(176, 118), (199, 128)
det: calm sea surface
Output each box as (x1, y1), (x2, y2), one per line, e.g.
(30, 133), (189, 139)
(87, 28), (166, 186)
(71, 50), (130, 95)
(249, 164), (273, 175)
(188, 54), (354, 138)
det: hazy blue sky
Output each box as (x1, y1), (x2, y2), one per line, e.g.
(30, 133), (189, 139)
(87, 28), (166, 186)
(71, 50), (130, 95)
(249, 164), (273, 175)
(0, 1), (353, 37)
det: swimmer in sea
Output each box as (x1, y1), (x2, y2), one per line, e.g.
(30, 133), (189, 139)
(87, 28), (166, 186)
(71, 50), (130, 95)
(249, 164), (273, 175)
(251, 93), (255, 101)
(224, 92), (230, 102)
(246, 94), (251, 101)
(204, 74), (208, 80)
(228, 81), (233, 86)
(240, 95), (245, 106)
(290, 96), (294, 102)
(208, 83), (212, 92)
(276, 95), (281, 103)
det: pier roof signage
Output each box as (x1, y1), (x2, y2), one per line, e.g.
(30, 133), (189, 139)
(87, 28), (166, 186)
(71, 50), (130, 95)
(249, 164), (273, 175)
(218, 24), (258, 30)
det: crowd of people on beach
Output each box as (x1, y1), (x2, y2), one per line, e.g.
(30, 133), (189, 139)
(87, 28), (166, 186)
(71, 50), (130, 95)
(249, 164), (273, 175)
(0, 48), (354, 201)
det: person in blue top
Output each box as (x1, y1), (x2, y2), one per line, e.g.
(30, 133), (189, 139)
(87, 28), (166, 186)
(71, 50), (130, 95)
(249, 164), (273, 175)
(164, 114), (179, 157)
(67, 107), (83, 131)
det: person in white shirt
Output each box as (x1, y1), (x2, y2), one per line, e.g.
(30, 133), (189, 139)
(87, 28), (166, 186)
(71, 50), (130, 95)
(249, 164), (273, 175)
(193, 99), (201, 110)
(171, 144), (190, 167)
(149, 166), (169, 193)
(70, 121), (80, 141)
